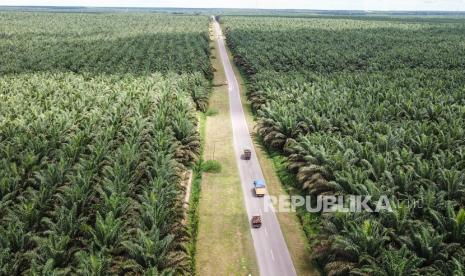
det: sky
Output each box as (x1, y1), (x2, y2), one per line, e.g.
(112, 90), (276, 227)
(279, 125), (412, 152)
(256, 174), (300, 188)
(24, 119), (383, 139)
(1, 0), (465, 11)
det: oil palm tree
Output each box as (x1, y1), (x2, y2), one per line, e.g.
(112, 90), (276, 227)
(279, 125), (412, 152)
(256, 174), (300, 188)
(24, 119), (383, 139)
(76, 251), (111, 276)
(401, 225), (446, 266)
(257, 105), (305, 150)
(354, 245), (423, 276)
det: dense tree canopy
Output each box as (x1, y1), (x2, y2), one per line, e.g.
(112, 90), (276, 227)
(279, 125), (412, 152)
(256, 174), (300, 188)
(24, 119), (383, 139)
(223, 15), (465, 275)
(0, 12), (213, 79)
(0, 12), (212, 274)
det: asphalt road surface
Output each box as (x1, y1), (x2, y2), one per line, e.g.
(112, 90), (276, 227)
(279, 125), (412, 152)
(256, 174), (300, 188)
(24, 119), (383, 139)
(212, 17), (297, 276)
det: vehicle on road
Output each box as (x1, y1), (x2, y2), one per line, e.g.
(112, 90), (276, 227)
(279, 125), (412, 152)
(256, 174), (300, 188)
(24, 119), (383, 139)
(243, 148), (251, 160)
(252, 215), (262, 228)
(253, 179), (266, 197)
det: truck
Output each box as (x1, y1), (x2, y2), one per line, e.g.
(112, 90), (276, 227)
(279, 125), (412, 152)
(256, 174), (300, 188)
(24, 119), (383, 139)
(243, 148), (251, 160)
(254, 179), (266, 197)
(252, 215), (262, 228)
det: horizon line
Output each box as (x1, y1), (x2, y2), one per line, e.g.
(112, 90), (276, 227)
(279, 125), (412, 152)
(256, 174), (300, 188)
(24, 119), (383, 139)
(1, 5), (465, 13)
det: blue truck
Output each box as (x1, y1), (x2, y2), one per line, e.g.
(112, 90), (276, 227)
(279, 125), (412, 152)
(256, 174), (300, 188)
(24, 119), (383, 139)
(253, 179), (266, 197)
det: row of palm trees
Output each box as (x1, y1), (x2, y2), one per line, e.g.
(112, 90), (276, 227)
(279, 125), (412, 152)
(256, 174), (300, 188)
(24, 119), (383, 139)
(0, 12), (213, 79)
(223, 16), (465, 75)
(222, 15), (465, 275)
(0, 72), (206, 274)
(256, 76), (465, 274)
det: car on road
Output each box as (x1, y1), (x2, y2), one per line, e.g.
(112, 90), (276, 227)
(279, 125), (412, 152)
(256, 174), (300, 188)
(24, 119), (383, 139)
(243, 148), (251, 160)
(252, 215), (262, 228)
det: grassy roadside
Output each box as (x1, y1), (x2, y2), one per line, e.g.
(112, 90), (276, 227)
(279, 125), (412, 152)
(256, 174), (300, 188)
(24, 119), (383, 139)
(187, 113), (206, 272)
(195, 22), (258, 275)
(224, 35), (320, 276)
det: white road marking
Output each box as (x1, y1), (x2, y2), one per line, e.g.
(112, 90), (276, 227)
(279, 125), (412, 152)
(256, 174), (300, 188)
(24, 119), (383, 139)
(264, 227), (268, 236)
(270, 249), (275, 261)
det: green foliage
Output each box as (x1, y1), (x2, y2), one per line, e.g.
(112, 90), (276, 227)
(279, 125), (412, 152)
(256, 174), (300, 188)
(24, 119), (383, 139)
(0, 12), (213, 79)
(205, 108), (219, 116)
(187, 114), (206, 273)
(0, 73), (204, 274)
(187, 163), (203, 273)
(0, 12), (212, 275)
(201, 160), (222, 173)
(223, 15), (465, 274)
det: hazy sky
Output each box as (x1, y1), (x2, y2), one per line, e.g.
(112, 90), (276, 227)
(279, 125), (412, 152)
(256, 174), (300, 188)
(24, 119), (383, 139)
(1, 0), (465, 11)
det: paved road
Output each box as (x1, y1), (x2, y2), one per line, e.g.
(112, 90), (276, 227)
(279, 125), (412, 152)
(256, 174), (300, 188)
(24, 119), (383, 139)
(212, 17), (297, 276)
